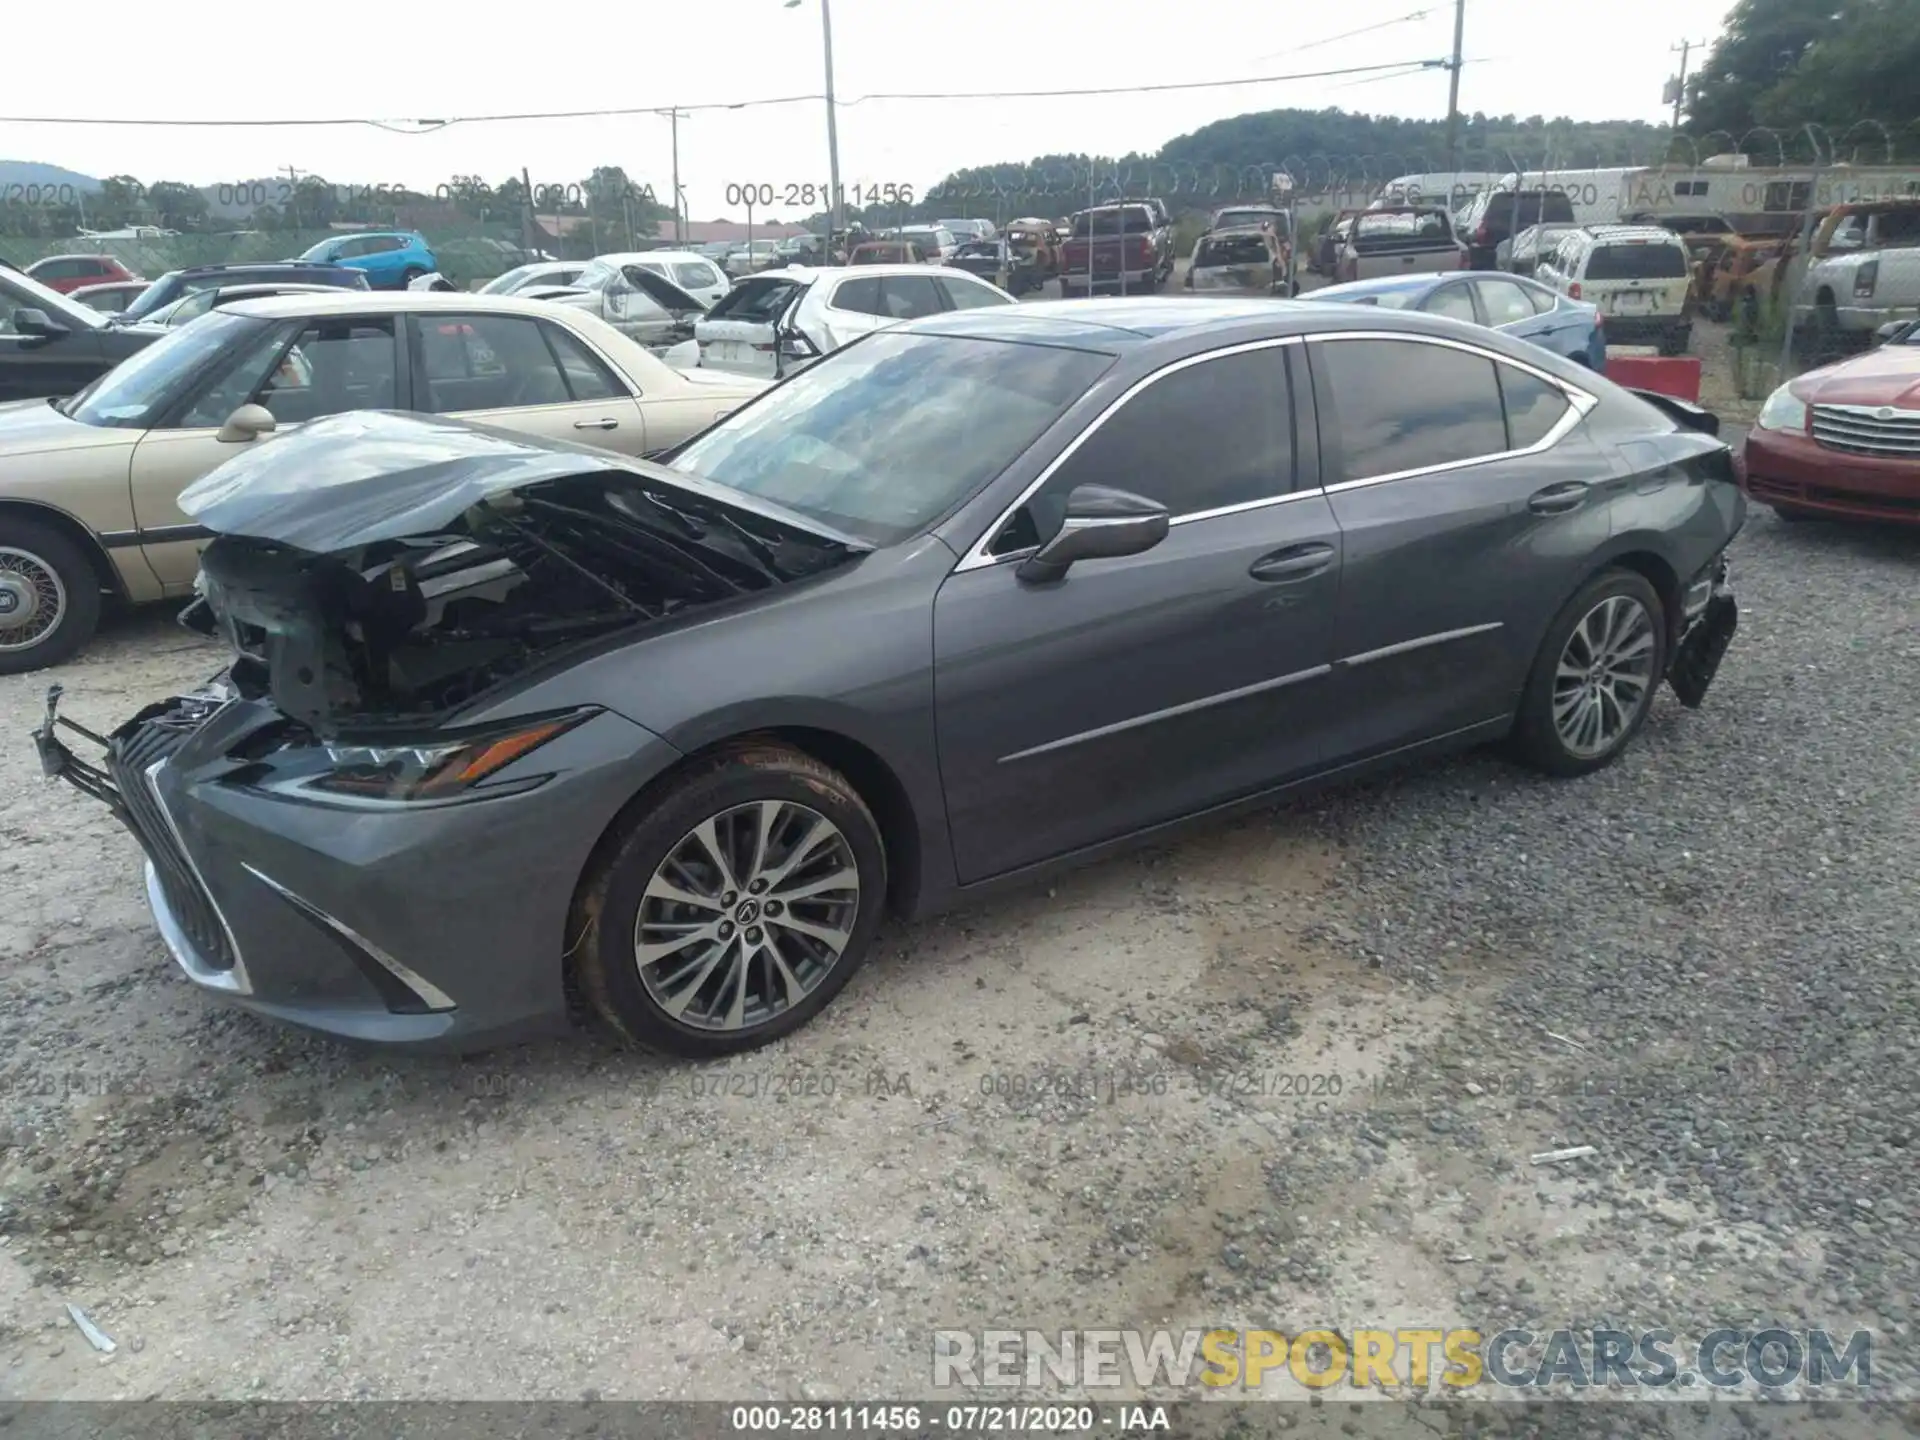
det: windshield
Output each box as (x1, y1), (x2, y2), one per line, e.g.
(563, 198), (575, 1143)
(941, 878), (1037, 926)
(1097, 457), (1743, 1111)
(0, 267), (105, 330)
(60, 311), (263, 429)
(668, 330), (1112, 545)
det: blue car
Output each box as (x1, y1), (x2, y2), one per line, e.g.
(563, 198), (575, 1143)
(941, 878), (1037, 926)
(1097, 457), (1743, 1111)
(294, 231), (437, 290)
(1307, 271), (1606, 371)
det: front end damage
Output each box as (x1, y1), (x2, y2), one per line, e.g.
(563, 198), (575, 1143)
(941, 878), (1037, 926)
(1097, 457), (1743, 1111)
(31, 410), (864, 1047)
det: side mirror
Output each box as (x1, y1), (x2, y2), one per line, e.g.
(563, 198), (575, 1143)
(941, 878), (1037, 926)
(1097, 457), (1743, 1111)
(11, 307), (68, 342)
(1874, 318), (1917, 347)
(216, 404), (277, 444)
(1017, 484), (1169, 585)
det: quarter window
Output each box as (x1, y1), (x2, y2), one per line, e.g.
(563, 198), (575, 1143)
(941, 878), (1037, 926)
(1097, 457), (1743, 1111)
(1498, 366), (1570, 450)
(1313, 338), (1508, 482)
(1009, 346), (1295, 546)
(830, 277), (885, 315)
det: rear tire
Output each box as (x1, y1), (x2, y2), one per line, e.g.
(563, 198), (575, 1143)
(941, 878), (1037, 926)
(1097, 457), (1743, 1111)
(0, 519), (103, 675)
(1511, 569), (1667, 778)
(572, 743), (887, 1058)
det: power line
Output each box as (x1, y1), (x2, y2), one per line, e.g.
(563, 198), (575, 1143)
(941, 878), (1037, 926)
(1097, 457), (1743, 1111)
(1253, 10), (1433, 63)
(0, 60), (1446, 132)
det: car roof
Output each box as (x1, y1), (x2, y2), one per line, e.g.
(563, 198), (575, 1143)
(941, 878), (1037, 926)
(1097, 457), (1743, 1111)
(904, 296), (1450, 349)
(608, 250), (720, 264)
(29, 253), (119, 264)
(219, 291), (599, 320)
(741, 264), (962, 281)
(1306, 274), (1449, 299)
(179, 260), (348, 276)
(1579, 224), (1685, 242)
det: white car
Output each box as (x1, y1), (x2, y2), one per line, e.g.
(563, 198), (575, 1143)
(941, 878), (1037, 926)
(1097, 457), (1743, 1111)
(481, 261), (592, 296)
(608, 250), (732, 309)
(896, 225), (958, 262)
(1536, 224), (1694, 355)
(546, 260), (710, 351)
(692, 264), (1016, 380)
(724, 241), (783, 278)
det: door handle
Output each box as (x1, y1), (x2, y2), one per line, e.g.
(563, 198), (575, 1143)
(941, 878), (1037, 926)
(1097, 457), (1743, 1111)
(574, 418), (620, 431)
(1527, 481), (1590, 515)
(1249, 543), (1336, 583)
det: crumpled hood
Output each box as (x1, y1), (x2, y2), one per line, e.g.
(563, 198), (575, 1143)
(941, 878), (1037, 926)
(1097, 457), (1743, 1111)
(177, 409), (869, 556)
(0, 398), (141, 459)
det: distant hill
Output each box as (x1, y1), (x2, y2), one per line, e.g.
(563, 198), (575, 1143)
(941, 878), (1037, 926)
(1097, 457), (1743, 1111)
(0, 160), (102, 195)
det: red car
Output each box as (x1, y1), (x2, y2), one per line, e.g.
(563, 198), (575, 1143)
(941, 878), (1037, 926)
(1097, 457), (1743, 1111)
(1739, 325), (1920, 524)
(21, 253), (140, 294)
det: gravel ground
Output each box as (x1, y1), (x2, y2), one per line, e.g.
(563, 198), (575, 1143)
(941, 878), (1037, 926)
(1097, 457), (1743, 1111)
(1, 320), (1916, 1416)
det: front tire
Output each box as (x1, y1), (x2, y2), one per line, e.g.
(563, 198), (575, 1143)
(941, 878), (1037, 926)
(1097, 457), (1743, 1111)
(1511, 569), (1667, 778)
(0, 520), (103, 675)
(572, 744), (887, 1057)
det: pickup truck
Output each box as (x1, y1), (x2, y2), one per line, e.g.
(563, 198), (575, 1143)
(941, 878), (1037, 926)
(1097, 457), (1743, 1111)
(1334, 206), (1468, 283)
(1790, 198), (1920, 343)
(1059, 203), (1174, 296)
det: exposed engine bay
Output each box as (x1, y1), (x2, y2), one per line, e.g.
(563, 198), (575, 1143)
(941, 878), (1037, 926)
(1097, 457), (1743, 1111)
(182, 471), (856, 735)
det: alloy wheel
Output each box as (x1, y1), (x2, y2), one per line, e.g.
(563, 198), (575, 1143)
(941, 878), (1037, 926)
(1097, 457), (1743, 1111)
(1552, 594), (1656, 759)
(0, 546), (67, 653)
(633, 800), (861, 1031)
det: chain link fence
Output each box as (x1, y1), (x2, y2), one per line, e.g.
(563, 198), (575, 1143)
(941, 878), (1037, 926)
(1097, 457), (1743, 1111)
(5, 121), (1919, 413)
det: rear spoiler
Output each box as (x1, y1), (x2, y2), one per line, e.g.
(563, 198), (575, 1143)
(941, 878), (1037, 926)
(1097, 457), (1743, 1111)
(1626, 388), (1720, 439)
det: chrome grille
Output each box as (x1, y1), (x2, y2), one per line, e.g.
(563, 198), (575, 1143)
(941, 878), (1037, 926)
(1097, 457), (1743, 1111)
(1810, 403), (1920, 457)
(108, 717), (238, 973)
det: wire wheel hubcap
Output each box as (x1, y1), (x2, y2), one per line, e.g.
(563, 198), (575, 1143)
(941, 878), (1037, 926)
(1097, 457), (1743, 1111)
(1553, 594), (1656, 758)
(634, 800), (861, 1032)
(0, 547), (66, 652)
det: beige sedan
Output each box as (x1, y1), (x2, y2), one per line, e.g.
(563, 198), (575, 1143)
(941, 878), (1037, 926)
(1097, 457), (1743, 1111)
(0, 291), (766, 672)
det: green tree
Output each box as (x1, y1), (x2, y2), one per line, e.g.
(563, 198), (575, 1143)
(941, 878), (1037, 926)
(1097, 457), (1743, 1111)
(145, 181), (208, 231)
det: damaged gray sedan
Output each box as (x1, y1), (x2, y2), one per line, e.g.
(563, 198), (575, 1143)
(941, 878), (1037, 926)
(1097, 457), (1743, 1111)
(34, 300), (1744, 1057)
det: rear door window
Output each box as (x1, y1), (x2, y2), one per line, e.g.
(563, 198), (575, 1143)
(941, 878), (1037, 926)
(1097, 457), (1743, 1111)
(1312, 338), (1509, 483)
(416, 313), (570, 412)
(877, 275), (947, 320)
(1472, 278), (1539, 326)
(1421, 283), (1479, 322)
(936, 276), (1012, 311)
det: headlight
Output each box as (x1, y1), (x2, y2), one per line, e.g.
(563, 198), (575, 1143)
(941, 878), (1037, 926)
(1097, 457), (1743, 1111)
(290, 711), (594, 803)
(1755, 385), (1809, 433)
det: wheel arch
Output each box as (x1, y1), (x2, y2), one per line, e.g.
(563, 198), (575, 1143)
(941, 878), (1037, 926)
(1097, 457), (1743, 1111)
(563, 723), (929, 980)
(1582, 545), (1683, 649)
(0, 499), (128, 602)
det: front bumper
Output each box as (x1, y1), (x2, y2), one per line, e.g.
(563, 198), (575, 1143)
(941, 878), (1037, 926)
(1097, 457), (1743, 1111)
(33, 681), (680, 1051)
(1738, 427), (1920, 524)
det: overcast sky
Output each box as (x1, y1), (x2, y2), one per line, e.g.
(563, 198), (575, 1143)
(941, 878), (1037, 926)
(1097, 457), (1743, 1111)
(12, 0), (1734, 222)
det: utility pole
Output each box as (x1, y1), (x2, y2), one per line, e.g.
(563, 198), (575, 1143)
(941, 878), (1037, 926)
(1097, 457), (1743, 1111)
(1667, 39), (1702, 130)
(1442, 0), (1467, 171)
(664, 108), (686, 243)
(821, 0), (845, 250)
(521, 166), (536, 258)
(283, 165), (303, 227)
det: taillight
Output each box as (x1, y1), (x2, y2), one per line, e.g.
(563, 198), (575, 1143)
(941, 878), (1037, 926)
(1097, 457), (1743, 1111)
(1475, 223), (1490, 245)
(1569, 282), (1582, 300)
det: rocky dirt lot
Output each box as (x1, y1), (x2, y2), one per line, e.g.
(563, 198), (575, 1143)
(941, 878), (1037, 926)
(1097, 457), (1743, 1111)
(2, 380), (1917, 1415)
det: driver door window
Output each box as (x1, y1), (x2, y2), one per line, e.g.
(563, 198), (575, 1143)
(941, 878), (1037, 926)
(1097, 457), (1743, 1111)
(176, 317), (395, 427)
